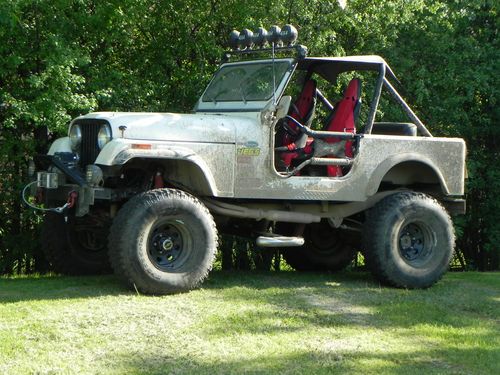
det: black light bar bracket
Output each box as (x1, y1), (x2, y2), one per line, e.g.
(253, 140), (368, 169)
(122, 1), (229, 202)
(222, 44), (308, 62)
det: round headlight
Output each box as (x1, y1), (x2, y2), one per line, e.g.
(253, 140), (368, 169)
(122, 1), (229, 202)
(97, 124), (112, 150)
(69, 124), (82, 151)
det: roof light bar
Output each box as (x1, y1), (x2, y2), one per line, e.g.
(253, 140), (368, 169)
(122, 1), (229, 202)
(228, 24), (299, 51)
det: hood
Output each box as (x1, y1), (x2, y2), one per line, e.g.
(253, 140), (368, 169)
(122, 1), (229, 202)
(74, 112), (256, 144)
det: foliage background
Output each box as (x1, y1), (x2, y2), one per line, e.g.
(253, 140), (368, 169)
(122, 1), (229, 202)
(0, 0), (498, 273)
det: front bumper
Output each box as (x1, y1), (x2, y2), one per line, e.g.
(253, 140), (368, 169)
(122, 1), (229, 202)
(30, 155), (115, 217)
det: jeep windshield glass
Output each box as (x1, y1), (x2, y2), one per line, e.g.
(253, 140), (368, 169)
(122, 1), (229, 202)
(202, 60), (291, 102)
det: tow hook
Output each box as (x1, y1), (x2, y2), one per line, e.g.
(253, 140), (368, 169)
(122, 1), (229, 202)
(67, 190), (78, 208)
(61, 191), (78, 222)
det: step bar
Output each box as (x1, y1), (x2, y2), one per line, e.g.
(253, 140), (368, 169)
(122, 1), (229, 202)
(256, 236), (305, 247)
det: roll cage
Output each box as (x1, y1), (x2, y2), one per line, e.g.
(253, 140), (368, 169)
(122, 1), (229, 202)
(295, 56), (432, 137)
(200, 48), (432, 137)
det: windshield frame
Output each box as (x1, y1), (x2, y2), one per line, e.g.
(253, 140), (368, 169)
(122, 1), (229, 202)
(195, 58), (296, 113)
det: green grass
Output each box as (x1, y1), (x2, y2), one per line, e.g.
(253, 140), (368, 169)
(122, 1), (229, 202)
(0, 271), (499, 374)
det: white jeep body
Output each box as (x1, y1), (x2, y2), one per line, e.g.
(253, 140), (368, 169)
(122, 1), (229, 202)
(28, 49), (466, 293)
(48, 109), (465, 203)
(45, 56), (466, 208)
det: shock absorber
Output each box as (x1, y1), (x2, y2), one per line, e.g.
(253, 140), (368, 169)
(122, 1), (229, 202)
(154, 170), (164, 189)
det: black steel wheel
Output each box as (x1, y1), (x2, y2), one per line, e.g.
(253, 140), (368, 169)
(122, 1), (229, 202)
(109, 189), (218, 295)
(363, 192), (454, 288)
(281, 221), (357, 272)
(148, 220), (191, 271)
(398, 222), (434, 266)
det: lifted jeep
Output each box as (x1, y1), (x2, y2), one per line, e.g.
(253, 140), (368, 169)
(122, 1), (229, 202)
(24, 26), (466, 294)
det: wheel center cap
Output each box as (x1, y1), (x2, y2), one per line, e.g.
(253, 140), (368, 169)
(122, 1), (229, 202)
(400, 234), (412, 249)
(162, 238), (174, 251)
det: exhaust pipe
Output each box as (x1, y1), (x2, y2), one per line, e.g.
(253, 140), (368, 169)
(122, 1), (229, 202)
(203, 199), (321, 224)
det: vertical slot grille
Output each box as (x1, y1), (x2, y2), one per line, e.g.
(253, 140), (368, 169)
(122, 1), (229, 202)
(75, 119), (108, 168)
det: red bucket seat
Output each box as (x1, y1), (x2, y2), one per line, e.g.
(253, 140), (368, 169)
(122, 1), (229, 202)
(280, 79), (317, 168)
(323, 78), (361, 176)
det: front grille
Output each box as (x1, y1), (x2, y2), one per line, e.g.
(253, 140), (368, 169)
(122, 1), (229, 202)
(74, 119), (109, 168)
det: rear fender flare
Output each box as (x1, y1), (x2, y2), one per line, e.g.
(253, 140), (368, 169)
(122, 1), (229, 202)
(366, 153), (449, 196)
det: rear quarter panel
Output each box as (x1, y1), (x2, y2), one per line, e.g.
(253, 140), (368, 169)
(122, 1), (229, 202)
(234, 133), (466, 201)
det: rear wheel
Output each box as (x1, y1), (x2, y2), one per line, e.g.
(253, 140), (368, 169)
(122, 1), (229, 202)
(281, 221), (357, 271)
(363, 192), (454, 288)
(109, 189), (218, 294)
(41, 212), (111, 275)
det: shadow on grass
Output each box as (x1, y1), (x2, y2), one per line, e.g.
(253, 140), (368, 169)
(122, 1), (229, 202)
(0, 274), (130, 303)
(0, 269), (376, 305)
(198, 270), (500, 335)
(115, 345), (499, 375)
(204, 269), (377, 290)
(0, 271), (372, 304)
(1, 270), (498, 335)
(0, 270), (371, 305)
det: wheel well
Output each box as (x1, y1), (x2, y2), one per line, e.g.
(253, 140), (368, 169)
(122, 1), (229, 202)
(380, 161), (443, 192)
(121, 158), (214, 196)
(161, 159), (214, 195)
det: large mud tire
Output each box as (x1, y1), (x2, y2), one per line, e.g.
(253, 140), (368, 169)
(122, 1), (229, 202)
(109, 189), (218, 295)
(41, 212), (111, 275)
(281, 221), (357, 272)
(363, 192), (454, 288)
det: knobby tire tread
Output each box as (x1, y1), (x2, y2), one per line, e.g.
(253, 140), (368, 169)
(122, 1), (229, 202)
(363, 192), (455, 288)
(108, 188), (218, 294)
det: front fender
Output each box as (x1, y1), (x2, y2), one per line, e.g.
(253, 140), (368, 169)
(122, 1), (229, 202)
(96, 138), (234, 197)
(48, 137), (72, 155)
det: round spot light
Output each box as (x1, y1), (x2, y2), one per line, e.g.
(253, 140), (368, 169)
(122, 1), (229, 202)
(229, 30), (240, 50)
(253, 27), (268, 48)
(281, 24), (298, 46)
(237, 28), (254, 49)
(267, 25), (282, 45)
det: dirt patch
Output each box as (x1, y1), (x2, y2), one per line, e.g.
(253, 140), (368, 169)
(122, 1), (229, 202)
(300, 292), (374, 325)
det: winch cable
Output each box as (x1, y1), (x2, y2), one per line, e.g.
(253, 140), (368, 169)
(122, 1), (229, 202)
(21, 181), (77, 214)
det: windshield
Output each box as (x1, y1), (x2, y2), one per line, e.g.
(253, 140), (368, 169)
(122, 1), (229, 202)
(202, 60), (292, 102)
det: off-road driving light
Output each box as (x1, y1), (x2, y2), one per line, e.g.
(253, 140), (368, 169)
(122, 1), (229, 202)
(253, 27), (268, 48)
(97, 124), (112, 150)
(229, 30), (240, 49)
(37, 171), (58, 189)
(86, 164), (104, 186)
(28, 159), (36, 177)
(267, 25), (282, 45)
(238, 28), (253, 49)
(69, 124), (82, 151)
(281, 24), (298, 45)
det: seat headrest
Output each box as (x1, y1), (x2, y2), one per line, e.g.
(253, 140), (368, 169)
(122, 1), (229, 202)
(343, 78), (361, 101)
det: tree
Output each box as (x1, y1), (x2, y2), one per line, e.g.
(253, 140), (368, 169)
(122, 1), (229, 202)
(0, 0), (497, 273)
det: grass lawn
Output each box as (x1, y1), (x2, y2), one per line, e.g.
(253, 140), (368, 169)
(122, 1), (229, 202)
(0, 270), (498, 374)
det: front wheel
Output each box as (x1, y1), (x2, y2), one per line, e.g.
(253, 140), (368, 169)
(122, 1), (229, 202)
(363, 192), (455, 288)
(108, 189), (218, 294)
